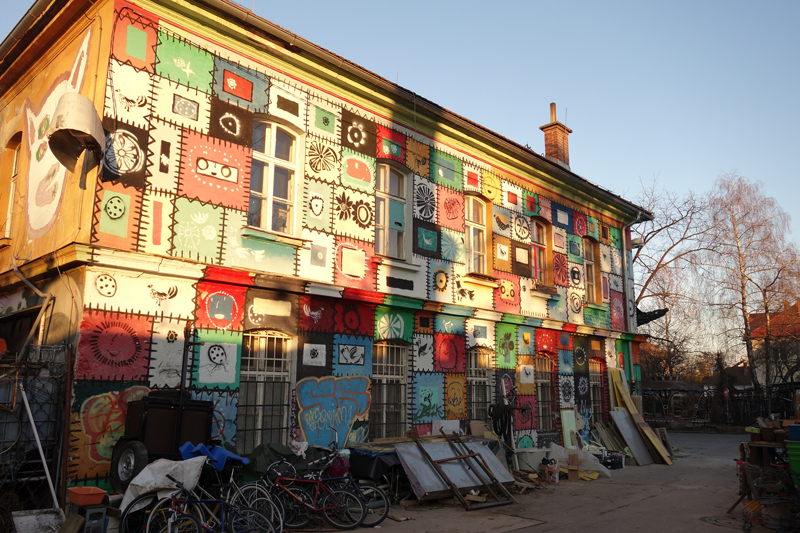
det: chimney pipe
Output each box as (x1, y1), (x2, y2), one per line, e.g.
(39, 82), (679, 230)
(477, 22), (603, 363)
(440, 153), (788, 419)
(540, 102), (572, 169)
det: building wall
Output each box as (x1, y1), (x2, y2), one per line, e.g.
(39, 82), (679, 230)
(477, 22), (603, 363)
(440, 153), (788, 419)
(0, 0), (643, 489)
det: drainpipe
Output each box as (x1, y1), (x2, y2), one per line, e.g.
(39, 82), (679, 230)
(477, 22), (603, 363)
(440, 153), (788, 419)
(11, 257), (60, 511)
(620, 211), (643, 390)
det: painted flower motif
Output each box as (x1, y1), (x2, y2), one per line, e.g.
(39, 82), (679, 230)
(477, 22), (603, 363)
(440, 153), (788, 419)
(352, 199), (374, 229)
(176, 222), (200, 248)
(435, 270), (448, 292)
(202, 225), (217, 241)
(501, 333), (515, 364)
(307, 140), (340, 173)
(441, 230), (465, 263)
(191, 212), (210, 225)
(335, 191), (353, 220)
(560, 375), (574, 405)
(347, 121), (367, 147)
(578, 376), (589, 396)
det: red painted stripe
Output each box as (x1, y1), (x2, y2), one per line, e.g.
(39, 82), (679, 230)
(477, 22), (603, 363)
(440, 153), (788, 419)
(152, 201), (162, 246)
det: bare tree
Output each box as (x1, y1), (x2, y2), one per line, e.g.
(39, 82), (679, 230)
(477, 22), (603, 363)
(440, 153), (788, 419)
(698, 173), (794, 392)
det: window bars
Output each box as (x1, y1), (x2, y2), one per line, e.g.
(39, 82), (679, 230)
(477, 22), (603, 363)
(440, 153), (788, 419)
(467, 348), (494, 422)
(535, 355), (556, 432)
(236, 331), (292, 453)
(370, 342), (408, 440)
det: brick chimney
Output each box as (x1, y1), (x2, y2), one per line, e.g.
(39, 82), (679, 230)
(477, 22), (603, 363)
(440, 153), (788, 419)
(539, 102), (572, 169)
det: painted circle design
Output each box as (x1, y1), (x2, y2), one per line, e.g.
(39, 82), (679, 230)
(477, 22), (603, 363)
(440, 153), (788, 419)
(105, 130), (144, 174)
(89, 321), (142, 367)
(207, 344), (227, 365)
(104, 196), (126, 220)
(568, 292), (583, 314)
(377, 314), (404, 339)
(574, 346), (587, 366)
(514, 216), (530, 240)
(435, 271), (448, 291)
(343, 308), (361, 332)
(353, 200), (373, 229)
(95, 274), (117, 297)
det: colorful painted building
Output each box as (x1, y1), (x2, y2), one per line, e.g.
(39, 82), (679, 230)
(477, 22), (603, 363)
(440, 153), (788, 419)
(0, 0), (651, 495)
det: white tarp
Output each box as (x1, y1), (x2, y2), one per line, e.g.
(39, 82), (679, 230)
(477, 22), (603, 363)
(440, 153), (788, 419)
(120, 456), (206, 513)
(547, 443), (612, 477)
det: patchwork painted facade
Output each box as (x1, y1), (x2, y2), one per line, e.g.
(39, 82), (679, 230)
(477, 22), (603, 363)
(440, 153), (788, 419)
(0, 0), (649, 493)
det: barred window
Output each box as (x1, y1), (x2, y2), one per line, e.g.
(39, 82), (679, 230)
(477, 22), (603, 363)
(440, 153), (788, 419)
(535, 355), (556, 432)
(589, 359), (604, 426)
(370, 341), (408, 440)
(236, 331), (293, 453)
(467, 348), (494, 422)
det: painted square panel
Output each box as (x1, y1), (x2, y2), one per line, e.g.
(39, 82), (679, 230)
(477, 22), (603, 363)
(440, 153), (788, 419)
(406, 137), (430, 178)
(308, 100), (340, 141)
(147, 118), (182, 190)
(306, 137), (341, 185)
(334, 237), (376, 290)
(112, 7), (158, 72)
(413, 176), (437, 222)
(492, 205), (513, 238)
(177, 130), (250, 210)
(430, 149), (463, 191)
(332, 187), (375, 242)
(208, 97), (254, 147)
(437, 186), (465, 232)
(172, 197), (224, 264)
(414, 333), (435, 372)
(155, 32), (214, 92)
(440, 228), (465, 263)
(427, 259), (453, 303)
(332, 334), (373, 376)
(412, 373), (445, 424)
(195, 281), (246, 331)
(102, 117), (149, 189)
(77, 310), (152, 381)
(105, 60), (153, 130)
(193, 329), (241, 389)
(212, 57), (270, 112)
(376, 125), (405, 163)
(341, 108), (376, 157)
(151, 77), (212, 134)
(341, 149), (375, 193)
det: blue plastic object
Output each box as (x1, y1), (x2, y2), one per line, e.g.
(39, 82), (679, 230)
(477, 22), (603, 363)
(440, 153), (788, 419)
(179, 441), (249, 471)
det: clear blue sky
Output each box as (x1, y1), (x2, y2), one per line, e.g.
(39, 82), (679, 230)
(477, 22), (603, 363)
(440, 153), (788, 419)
(3, 0), (799, 234)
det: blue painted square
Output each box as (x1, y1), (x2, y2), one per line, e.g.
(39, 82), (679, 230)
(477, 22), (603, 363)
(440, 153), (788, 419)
(435, 315), (464, 335)
(559, 349), (573, 375)
(412, 373), (445, 423)
(332, 334), (373, 376)
(551, 202), (573, 233)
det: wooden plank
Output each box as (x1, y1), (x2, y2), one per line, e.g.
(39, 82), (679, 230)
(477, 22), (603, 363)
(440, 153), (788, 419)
(656, 427), (674, 461)
(561, 410), (577, 446)
(614, 380), (639, 415)
(607, 369), (619, 410)
(610, 409), (654, 466)
(631, 413), (673, 465)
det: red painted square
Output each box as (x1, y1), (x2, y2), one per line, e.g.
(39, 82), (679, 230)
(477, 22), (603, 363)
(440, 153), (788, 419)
(467, 171), (479, 188)
(334, 302), (375, 337)
(507, 192), (518, 205)
(195, 281), (246, 331)
(433, 333), (466, 373)
(299, 296), (336, 332)
(375, 125), (405, 163)
(222, 70), (254, 101)
(536, 329), (557, 356)
(77, 310), (152, 381)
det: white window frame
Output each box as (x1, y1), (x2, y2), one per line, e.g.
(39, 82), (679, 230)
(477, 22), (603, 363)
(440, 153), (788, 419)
(532, 220), (547, 284)
(249, 120), (302, 236)
(375, 162), (411, 261)
(2, 141), (20, 240)
(467, 347), (494, 421)
(236, 330), (295, 452)
(583, 237), (597, 304)
(370, 341), (409, 439)
(465, 196), (487, 274)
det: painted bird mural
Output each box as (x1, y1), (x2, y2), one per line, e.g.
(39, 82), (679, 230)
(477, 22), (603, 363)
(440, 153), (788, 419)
(148, 285), (178, 306)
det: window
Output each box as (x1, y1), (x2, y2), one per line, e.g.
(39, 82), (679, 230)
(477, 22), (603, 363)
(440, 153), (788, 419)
(589, 359), (604, 426)
(583, 237), (597, 304)
(375, 163), (408, 260)
(249, 122), (298, 235)
(532, 220), (547, 284)
(465, 197), (486, 274)
(535, 355), (556, 432)
(1, 134), (21, 241)
(467, 348), (494, 421)
(236, 331), (293, 453)
(370, 341), (408, 439)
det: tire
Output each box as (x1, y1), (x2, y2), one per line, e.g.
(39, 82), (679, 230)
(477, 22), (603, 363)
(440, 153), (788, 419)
(227, 507), (275, 533)
(358, 485), (389, 527)
(147, 498), (205, 533)
(278, 486), (312, 529)
(111, 440), (149, 493)
(233, 484), (283, 533)
(322, 490), (365, 530)
(157, 513), (201, 533)
(120, 492), (160, 533)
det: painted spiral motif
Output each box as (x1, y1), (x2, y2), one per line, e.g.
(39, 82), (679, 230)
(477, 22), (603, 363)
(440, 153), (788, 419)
(553, 253), (569, 286)
(414, 182), (436, 220)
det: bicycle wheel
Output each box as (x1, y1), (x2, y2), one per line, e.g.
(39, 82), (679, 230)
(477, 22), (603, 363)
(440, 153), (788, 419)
(120, 492), (160, 533)
(227, 507), (275, 533)
(146, 498), (205, 533)
(321, 489), (365, 530)
(358, 484), (389, 527)
(234, 484), (283, 533)
(0, 405), (20, 455)
(278, 486), (312, 529)
(157, 513), (201, 533)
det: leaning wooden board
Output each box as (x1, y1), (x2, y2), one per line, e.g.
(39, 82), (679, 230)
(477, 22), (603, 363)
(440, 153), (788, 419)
(609, 409), (654, 466)
(631, 412), (674, 465)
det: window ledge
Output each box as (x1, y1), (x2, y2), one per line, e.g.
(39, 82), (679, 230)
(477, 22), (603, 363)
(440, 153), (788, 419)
(241, 226), (310, 246)
(0, 237), (10, 250)
(585, 302), (606, 311)
(373, 257), (423, 272)
(462, 272), (500, 289)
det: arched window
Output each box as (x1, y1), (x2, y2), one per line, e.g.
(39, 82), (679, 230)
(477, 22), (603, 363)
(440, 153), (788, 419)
(535, 354), (557, 432)
(237, 330), (294, 452)
(249, 122), (299, 235)
(375, 162), (410, 260)
(0, 133), (22, 242)
(465, 196), (487, 274)
(583, 237), (599, 304)
(532, 220), (548, 284)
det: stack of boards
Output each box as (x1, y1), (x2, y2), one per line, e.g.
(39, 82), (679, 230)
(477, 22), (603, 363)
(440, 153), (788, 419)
(594, 369), (673, 466)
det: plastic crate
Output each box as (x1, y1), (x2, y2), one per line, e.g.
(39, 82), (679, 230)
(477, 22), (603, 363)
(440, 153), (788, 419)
(67, 486), (106, 507)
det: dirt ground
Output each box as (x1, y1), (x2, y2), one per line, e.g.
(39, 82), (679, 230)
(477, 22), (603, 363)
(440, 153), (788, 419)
(377, 432), (747, 533)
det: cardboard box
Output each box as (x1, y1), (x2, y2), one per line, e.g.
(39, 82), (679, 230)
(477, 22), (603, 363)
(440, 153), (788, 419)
(568, 453), (579, 482)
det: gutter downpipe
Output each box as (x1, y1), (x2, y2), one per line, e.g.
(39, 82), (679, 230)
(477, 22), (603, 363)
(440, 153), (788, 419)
(620, 211), (644, 388)
(11, 257), (60, 511)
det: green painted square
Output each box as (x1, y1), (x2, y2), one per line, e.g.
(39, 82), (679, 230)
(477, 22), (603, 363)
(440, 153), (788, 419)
(586, 216), (600, 241)
(440, 228), (465, 263)
(567, 234), (583, 264)
(495, 323), (517, 368)
(523, 191), (538, 216)
(173, 198), (224, 262)
(192, 329), (242, 390)
(609, 226), (622, 249)
(374, 307), (414, 342)
(418, 227), (438, 251)
(156, 32), (214, 91)
(125, 25), (148, 62)
(430, 150), (463, 191)
(314, 107), (335, 134)
(98, 193), (130, 237)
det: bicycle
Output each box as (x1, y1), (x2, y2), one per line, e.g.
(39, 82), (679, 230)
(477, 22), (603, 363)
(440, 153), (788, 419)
(263, 460), (365, 530)
(146, 474), (274, 533)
